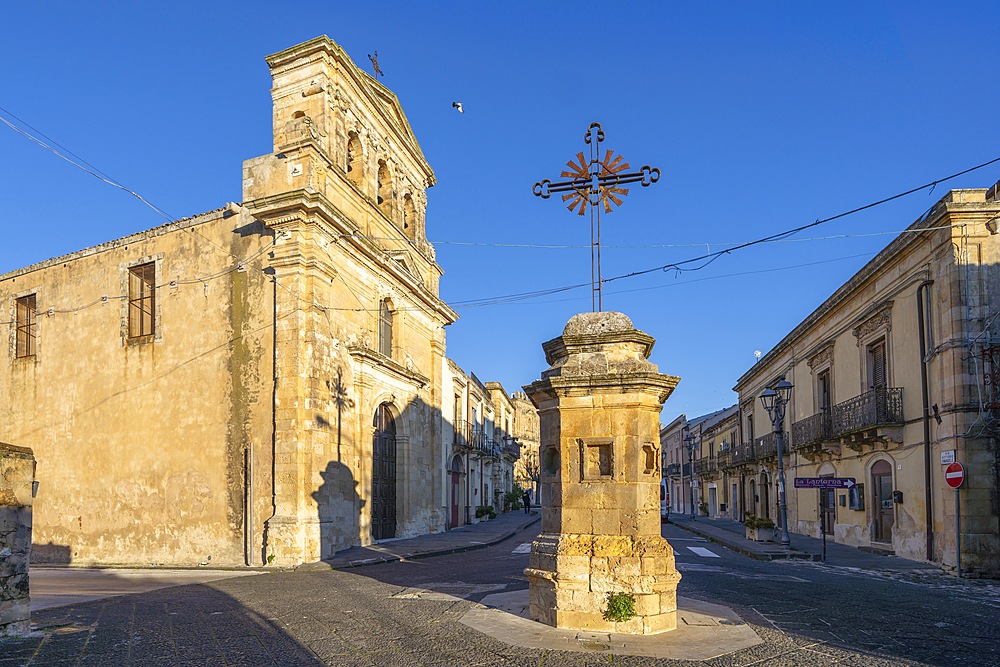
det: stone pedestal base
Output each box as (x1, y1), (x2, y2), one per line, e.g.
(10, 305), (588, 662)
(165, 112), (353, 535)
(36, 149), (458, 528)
(524, 532), (681, 634)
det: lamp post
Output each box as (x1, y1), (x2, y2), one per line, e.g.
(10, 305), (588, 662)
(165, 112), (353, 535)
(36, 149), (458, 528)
(684, 433), (697, 518)
(760, 379), (793, 548)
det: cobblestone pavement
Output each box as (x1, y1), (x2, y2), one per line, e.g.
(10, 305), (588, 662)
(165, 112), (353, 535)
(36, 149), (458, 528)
(3, 515), (999, 666)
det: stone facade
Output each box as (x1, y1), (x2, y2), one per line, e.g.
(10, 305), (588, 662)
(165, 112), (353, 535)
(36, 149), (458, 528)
(524, 312), (681, 634)
(511, 390), (541, 499)
(0, 443), (34, 637)
(730, 187), (1000, 575)
(0, 36), (463, 567)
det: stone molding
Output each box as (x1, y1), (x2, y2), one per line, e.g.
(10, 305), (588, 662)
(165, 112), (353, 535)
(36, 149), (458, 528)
(852, 302), (893, 346)
(807, 342), (835, 370)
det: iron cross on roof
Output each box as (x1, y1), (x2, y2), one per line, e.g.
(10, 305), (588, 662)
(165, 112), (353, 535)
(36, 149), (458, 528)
(532, 122), (660, 312)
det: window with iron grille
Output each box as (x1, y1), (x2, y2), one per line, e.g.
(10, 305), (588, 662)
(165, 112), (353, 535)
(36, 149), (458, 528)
(378, 299), (393, 358)
(128, 262), (156, 340)
(15, 294), (37, 358)
(986, 345), (1000, 411)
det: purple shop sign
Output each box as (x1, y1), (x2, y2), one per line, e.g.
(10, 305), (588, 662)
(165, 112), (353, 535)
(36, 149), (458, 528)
(794, 477), (856, 489)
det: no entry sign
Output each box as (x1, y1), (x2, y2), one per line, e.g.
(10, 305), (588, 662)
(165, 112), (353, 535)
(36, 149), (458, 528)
(945, 462), (965, 489)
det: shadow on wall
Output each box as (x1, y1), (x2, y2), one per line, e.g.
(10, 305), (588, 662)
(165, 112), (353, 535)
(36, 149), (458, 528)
(309, 389), (447, 559)
(311, 462), (363, 561)
(30, 542), (72, 565)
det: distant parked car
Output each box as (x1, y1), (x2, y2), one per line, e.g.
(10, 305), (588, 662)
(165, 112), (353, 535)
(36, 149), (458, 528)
(660, 479), (670, 522)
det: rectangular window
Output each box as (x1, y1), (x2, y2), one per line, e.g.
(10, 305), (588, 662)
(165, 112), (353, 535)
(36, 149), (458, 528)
(378, 299), (393, 358)
(15, 294), (37, 358)
(128, 262), (156, 339)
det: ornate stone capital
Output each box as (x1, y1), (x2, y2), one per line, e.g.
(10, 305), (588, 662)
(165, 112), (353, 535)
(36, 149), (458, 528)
(852, 302), (893, 346)
(807, 342), (835, 370)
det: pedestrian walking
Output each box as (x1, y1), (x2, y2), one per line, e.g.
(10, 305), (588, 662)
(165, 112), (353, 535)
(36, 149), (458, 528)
(523, 488), (532, 514)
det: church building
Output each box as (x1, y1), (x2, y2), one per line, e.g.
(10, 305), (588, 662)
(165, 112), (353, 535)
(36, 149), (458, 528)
(0, 36), (459, 567)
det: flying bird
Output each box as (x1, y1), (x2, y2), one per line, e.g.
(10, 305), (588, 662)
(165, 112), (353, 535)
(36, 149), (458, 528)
(452, 102), (464, 113)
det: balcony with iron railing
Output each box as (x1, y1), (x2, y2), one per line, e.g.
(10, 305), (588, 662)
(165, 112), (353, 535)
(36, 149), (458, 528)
(791, 411), (832, 450)
(790, 388), (903, 454)
(665, 463), (681, 477)
(694, 457), (718, 479)
(754, 431), (789, 459)
(722, 444), (757, 468)
(831, 387), (903, 440)
(716, 450), (731, 469)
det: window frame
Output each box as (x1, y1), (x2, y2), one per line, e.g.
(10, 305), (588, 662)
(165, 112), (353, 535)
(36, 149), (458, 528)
(14, 293), (37, 359)
(378, 298), (393, 358)
(121, 254), (163, 345)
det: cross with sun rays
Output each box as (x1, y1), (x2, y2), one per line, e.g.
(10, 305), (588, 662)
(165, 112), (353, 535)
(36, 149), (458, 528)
(532, 122), (660, 312)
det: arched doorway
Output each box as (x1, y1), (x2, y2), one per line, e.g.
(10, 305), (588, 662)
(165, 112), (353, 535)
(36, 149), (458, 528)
(450, 454), (463, 529)
(871, 459), (894, 544)
(372, 404), (397, 540)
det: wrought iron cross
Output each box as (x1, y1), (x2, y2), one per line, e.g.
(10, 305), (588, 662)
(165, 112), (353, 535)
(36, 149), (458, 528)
(368, 51), (384, 78)
(532, 122), (660, 311)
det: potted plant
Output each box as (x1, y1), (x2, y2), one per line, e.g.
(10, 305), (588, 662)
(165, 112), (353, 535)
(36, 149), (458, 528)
(744, 514), (777, 542)
(698, 502), (709, 516)
(475, 505), (497, 522)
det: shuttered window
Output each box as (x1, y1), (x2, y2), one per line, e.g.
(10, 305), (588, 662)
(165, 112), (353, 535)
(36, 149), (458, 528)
(128, 263), (156, 340)
(15, 294), (37, 358)
(378, 299), (393, 358)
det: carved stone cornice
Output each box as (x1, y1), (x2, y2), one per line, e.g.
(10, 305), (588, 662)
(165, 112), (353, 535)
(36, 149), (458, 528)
(807, 342), (835, 370)
(853, 302), (893, 346)
(348, 345), (429, 388)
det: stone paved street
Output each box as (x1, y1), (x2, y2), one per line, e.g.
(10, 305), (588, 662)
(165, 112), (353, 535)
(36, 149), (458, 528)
(3, 513), (999, 666)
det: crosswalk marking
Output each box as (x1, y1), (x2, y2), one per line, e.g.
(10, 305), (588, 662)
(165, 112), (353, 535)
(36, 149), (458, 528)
(687, 546), (721, 558)
(512, 543), (532, 554)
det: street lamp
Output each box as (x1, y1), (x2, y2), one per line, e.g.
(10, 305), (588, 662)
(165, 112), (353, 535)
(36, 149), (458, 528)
(684, 432), (697, 519)
(760, 379), (793, 548)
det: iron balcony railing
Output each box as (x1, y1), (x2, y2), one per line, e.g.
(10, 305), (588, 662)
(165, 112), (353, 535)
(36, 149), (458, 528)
(754, 431), (788, 458)
(694, 457), (717, 476)
(501, 439), (520, 459)
(665, 463), (681, 477)
(716, 450), (731, 469)
(831, 387), (903, 436)
(723, 444), (756, 467)
(453, 419), (471, 448)
(791, 411), (832, 450)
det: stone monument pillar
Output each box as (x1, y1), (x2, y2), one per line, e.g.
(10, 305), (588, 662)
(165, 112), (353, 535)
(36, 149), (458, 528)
(523, 312), (681, 634)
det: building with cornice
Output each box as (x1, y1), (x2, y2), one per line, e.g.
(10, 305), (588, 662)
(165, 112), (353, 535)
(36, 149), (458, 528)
(0, 36), (462, 567)
(727, 186), (1000, 574)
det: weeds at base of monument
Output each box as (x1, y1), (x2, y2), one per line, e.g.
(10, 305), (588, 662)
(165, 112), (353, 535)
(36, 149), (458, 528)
(603, 592), (636, 623)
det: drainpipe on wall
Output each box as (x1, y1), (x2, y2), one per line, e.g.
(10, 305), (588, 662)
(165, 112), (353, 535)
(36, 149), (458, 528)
(917, 279), (934, 562)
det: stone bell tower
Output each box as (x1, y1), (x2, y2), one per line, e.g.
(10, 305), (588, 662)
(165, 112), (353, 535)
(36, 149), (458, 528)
(523, 311), (681, 634)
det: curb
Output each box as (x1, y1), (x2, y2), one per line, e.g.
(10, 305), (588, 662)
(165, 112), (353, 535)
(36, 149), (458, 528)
(672, 520), (819, 562)
(297, 516), (541, 572)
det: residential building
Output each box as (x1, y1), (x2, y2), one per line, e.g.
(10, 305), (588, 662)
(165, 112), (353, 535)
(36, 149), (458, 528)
(660, 408), (732, 516)
(727, 186), (1000, 575)
(693, 405), (739, 518)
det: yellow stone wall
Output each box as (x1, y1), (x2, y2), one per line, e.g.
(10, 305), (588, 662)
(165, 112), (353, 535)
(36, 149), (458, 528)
(734, 189), (1000, 574)
(524, 312), (682, 634)
(0, 210), (275, 566)
(0, 35), (457, 567)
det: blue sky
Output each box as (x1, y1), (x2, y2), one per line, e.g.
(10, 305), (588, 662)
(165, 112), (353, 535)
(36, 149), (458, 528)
(4, 2), (1000, 421)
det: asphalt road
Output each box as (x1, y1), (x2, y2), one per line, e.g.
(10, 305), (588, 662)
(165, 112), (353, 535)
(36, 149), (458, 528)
(6, 523), (1000, 665)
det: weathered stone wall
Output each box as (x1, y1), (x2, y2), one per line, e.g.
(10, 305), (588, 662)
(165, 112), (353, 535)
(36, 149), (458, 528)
(524, 312), (682, 634)
(733, 188), (1000, 575)
(0, 443), (35, 637)
(0, 211), (275, 567)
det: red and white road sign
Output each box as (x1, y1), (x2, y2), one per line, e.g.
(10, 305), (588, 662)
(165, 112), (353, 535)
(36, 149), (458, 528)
(945, 462), (965, 489)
